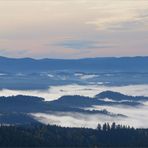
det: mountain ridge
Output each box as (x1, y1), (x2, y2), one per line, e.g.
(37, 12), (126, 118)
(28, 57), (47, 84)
(0, 56), (148, 73)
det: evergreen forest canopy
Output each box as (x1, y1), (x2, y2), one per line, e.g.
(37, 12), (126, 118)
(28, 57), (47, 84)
(0, 123), (148, 147)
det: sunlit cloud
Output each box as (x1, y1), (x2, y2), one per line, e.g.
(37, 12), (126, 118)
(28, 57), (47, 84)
(86, 0), (148, 31)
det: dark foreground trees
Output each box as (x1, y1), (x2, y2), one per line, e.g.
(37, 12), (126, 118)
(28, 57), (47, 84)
(0, 123), (148, 147)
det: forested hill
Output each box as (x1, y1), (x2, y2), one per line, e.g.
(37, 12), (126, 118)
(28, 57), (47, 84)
(0, 123), (148, 147)
(95, 90), (148, 101)
(0, 56), (148, 73)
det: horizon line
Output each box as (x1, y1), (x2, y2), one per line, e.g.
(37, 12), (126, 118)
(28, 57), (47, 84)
(0, 55), (148, 61)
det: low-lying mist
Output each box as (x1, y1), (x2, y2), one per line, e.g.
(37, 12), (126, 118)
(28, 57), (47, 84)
(0, 84), (148, 101)
(1, 84), (148, 128)
(31, 112), (122, 129)
(31, 101), (148, 129)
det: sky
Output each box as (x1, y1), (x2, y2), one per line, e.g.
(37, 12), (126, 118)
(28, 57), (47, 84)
(0, 0), (148, 59)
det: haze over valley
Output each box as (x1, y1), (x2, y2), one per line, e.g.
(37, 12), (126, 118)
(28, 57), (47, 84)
(0, 56), (148, 128)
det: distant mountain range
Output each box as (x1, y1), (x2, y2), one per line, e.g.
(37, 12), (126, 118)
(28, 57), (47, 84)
(0, 56), (148, 73)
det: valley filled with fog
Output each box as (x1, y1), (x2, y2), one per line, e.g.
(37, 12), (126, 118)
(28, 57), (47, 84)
(32, 84), (148, 129)
(1, 83), (148, 101)
(0, 70), (148, 128)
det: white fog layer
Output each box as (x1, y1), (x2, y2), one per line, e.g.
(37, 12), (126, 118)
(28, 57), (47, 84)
(1, 84), (148, 128)
(0, 84), (148, 101)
